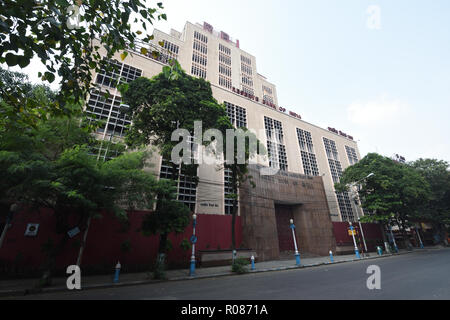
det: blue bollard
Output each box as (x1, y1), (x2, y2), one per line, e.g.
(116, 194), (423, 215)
(295, 253), (301, 266)
(329, 250), (334, 263)
(377, 246), (383, 256)
(251, 256), (255, 270)
(113, 261), (121, 283)
(189, 257), (196, 277)
(355, 248), (361, 259)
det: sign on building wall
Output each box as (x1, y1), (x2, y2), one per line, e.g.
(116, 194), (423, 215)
(24, 223), (39, 237)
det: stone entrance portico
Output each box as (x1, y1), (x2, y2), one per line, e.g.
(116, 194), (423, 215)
(239, 165), (337, 261)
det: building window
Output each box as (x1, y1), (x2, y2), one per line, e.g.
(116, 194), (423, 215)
(345, 146), (359, 165)
(191, 64), (207, 79)
(194, 31), (208, 44)
(240, 55), (251, 65)
(224, 167), (236, 215)
(219, 75), (232, 89)
(88, 60), (142, 159)
(159, 135), (198, 212)
(297, 128), (319, 176)
(225, 101), (247, 128)
(219, 64), (232, 77)
(95, 59), (142, 89)
(264, 116), (288, 171)
(192, 32), (208, 79)
(219, 43), (231, 55)
(262, 85), (273, 95)
(241, 85), (254, 97)
(323, 137), (355, 221)
(162, 40), (179, 55)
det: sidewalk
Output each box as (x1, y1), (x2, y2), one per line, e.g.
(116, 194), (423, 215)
(0, 247), (442, 298)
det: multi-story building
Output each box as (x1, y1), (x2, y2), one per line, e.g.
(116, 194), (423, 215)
(85, 21), (364, 258)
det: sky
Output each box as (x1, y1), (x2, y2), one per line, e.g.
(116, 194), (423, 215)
(7, 0), (450, 162)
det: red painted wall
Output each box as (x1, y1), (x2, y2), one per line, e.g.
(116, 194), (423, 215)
(0, 208), (242, 275)
(332, 222), (384, 252)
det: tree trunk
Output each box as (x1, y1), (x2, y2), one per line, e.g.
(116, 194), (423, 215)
(76, 215), (92, 267)
(154, 233), (168, 279)
(398, 218), (412, 250)
(231, 198), (238, 251)
(379, 222), (390, 253)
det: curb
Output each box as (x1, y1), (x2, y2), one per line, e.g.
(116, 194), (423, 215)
(0, 247), (440, 298)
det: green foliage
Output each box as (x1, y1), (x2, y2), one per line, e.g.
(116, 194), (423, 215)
(335, 153), (431, 225)
(141, 179), (191, 236)
(409, 159), (450, 225)
(121, 60), (232, 158)
(0, 0), (166, 114)
(232, 257), (249, 274)
(180, 238), (191, 252)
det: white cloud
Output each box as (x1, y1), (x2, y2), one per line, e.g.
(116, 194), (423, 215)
(347, 95), (408, 126)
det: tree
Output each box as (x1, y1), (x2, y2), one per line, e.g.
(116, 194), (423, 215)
(0, 0), (166, 116)
(141, 179), (191, 279)
(121, 61), (232, 269)
(410, 159), (450, 244)
(0, 71), (167, 282)
(222, 128), (264, 257)
(335, 153), (430, 249)
(121, 61), (266, 266)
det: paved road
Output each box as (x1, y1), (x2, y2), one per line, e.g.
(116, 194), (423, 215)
(6, 248), (450, 300)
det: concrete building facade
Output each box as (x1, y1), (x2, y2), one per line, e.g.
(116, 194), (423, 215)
(85, 21), (364, 258)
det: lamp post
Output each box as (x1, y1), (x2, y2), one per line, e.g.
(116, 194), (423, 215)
(349, 222), (361, 259)
(350, 173), (373, 255)
(0, 203), (18, 249)
(389, 225), (399, 253)
(415, 226), (424, 249)
(289, 219), (301, 266)
(189, 214), (198, 277)
(357, 217), (368, 255)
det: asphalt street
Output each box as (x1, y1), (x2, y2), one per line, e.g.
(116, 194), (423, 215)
(6, 248), (450, 300)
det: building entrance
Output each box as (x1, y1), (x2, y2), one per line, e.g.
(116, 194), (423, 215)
(275, 204), (295, 254)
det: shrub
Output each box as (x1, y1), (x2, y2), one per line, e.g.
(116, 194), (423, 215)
(232, 257), (249, 274)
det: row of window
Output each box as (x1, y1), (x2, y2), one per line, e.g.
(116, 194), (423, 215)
(346, 146), (359, 165)
(219, 75), (232, 89)
(240, 55), (251, 65)
(241, 85), (254, 97)
(219, 52), (232, 66)
(262, 85), (273, 95)
(241, 63), (253, 76)
(162, 40), (180, 55)
(191, 63), (207, 79)
(219, 43), (231, 55)
(95, 59), (142, 89)
(192, 52), (207, 66)
(225, 101), (247, 128)
(193, 40), (208, 54)
(242, 75), (253, 87)
(194, 31), (208, 44)
(219, 63), (232, 77)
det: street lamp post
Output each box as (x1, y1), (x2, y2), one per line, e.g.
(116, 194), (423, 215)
(415, 226), (424, 249)
(357, 217), (368, 255)
(349, 173), (374, 256)
(189, 214), (198, 277)
(389, 225), (399, 253)
(289, 219), (301, 266)
(349, 222), (361, 259)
